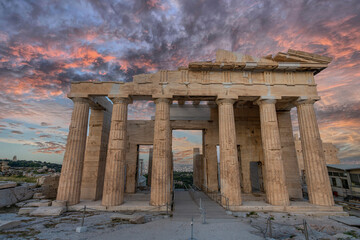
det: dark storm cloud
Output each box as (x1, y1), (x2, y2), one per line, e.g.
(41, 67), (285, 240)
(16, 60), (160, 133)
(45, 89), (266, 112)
(11, 130), (23, 134)
(0, 0), (359, 161)
(315, 103), (360, 125)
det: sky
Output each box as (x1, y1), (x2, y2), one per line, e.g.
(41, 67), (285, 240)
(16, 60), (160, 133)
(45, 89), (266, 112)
(0, 0), (359, 165)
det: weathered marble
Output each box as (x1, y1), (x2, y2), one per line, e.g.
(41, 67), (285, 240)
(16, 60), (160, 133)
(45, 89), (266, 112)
(150, 98), (172, 206)
(257, 98), (289, 206)
(217, 98), (242, 206)
(296, 99), (334, 206)
(57, 98), (89, 205)
(102, 98), (130, 206)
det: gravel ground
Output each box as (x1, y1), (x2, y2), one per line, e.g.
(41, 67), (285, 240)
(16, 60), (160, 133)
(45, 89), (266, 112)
(1, 209), (360, 240)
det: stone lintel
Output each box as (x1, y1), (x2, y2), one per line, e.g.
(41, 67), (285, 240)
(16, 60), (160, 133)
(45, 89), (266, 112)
(152, 94), (173, 99)
(67, 93), (89, 98)
(108, 93), (130, 99)
(88, 96), (113, 112)
(216, 94), (238, 101)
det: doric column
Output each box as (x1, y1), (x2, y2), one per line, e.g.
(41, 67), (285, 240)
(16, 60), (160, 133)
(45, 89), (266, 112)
(150, 98), (172, 206)
(80, 108), (111, 200)
(217, 98), (242, 206)
(257, 98), (289, 206)
(193, 148), (200, 187)
(148, 148), (153, 187)
(102, 98), (130, 206)
(57, 97), (90, 205)
(296, 99), (334, 206)
(277, 110), (302, 199)
(204, 144), (219, 192)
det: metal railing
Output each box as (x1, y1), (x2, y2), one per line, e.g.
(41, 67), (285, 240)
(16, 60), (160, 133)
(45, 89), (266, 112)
(202, 185), (230, 211)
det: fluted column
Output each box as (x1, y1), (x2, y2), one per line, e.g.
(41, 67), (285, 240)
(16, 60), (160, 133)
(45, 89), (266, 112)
(257, 98), (289, 206)
(150, 98), (172, 206)
(57, 97), (90, 205)
(296, 99), (334, 206)
(217, 98), (242, 206)
(102, 98), (130, 206)
(147, 148), (153, 187)
(277, 110), (302, 199)
(80, 108), (111, 200)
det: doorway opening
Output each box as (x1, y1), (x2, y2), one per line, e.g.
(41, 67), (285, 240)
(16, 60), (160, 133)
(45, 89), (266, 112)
(172, 130), (203, 189)
(136, 145), (153, 190)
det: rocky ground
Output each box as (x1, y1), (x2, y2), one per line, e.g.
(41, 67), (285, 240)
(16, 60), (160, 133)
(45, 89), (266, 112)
(1, 206), (360, 240)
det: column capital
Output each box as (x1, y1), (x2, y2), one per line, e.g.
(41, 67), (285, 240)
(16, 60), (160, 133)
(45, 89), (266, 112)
(294, 96), (320, 106)
(254, 96), (278, 106)
(216, 98), (236, 105)
(111, 97), (132, 104)
(71, 97), (90, 104)
(154, 98), (172, 104)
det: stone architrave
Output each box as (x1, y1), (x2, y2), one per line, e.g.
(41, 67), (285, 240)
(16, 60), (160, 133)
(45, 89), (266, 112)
(257, 98), (289, 206)
(102, 98), (130, 206)
(150, 98), (172, 206)
(296, 99), (334, 206)
(57, 98), (89, 205)
(217, 98), (242, 206)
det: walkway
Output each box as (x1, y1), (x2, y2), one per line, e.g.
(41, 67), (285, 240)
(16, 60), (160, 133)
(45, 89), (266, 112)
(172, 189), (233, 220)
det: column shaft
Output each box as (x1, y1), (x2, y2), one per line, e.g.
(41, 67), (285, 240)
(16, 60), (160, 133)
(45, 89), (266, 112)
(258, 99), (289, 206)
(150, 98), (172, 206)
(102, 98), (129, 206)
(217, 99), (242, 206)
(81, 108), (111, 200)
(193, 148), (200, 188)
(297, 101), (334, 206)
(277, 110), (302, 199)
(57, 98), (89, 205)
(148, 148), (153, 187)
(204, 144), (219, 192)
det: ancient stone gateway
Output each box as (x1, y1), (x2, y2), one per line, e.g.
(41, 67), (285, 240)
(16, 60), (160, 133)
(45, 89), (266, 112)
(57, 49), (339, 212)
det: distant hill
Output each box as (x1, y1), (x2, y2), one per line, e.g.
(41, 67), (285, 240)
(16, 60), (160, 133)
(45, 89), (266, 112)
(0, 159), (62, 172)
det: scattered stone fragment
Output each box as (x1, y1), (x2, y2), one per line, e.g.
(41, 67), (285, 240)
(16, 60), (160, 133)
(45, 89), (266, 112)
(0, 184), (37, 208)
(332, 233), (355, 239)
(0, 220), (21, 230)
(110, 213), (145, 224)
(25, 199), (51, 207)
(330, 216), (360, 227)
(52, 200), (67, 207)
(18, 207), (36, 215)
(33, 193), (46, 199)
(30, 206), (66, 216)
(0, 181), (17, 189)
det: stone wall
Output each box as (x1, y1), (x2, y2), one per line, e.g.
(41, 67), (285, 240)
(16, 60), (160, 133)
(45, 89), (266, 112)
(37, 174), (60, 199)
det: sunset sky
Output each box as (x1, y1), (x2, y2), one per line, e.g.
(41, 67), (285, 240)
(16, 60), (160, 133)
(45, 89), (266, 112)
(0, 0), (359, 165)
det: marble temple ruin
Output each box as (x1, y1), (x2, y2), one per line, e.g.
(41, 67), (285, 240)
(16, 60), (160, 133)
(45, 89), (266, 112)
(56, 49), (339, 212)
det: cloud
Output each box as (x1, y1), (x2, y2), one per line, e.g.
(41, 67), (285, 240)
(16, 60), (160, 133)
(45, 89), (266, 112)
(39, 134), (52, 138)
(0, 0), (359, 163)
(11, 130), (23, 134)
